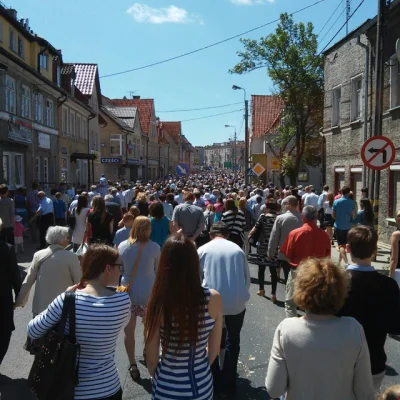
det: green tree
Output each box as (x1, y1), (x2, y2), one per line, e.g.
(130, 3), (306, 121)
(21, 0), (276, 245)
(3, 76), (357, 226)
(230, 13), (323, 186)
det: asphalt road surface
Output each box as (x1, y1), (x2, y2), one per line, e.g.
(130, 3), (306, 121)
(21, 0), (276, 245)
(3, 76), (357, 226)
(0, 242), (399, 400)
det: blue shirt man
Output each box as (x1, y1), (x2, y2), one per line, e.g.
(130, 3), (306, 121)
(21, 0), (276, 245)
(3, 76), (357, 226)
(37, 195), (54, 216)
(332, 192), (355, 231)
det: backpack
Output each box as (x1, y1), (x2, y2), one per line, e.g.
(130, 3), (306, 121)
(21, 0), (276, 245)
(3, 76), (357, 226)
(67, 208), (76, 230)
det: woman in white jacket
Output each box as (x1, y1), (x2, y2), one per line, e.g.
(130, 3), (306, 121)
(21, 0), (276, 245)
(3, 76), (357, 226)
(265, 258), (375, 400)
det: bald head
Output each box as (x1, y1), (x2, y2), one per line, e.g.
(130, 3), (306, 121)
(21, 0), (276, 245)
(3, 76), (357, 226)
(38, 191), (45, 199)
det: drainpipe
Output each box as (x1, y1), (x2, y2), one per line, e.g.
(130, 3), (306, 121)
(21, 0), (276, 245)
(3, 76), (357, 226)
(356, 36), (370, 188)
(87, 112), (96, 186)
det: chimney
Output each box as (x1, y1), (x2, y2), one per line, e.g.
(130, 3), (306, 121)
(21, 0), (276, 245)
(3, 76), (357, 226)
(133, 96), (140, 100)
(8, 9), (17, 19)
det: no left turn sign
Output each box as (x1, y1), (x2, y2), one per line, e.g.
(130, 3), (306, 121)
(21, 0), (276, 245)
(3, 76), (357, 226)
(361, 136), (396, 171)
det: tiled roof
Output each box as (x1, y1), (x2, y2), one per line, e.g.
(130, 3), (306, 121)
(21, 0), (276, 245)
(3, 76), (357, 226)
(159, 136), (170, 145)
(105, 107), (137, 119)
(251, 95), (284, 138)
(110, 98), (154, 135)
(64, 63), (98, 96)
(162, 121), (181, 136)
(61, 64), (75, 75)
(101, 107), (132, 131)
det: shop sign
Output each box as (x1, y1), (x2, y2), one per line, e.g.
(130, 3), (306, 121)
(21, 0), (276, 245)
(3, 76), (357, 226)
(8, 119), (32, 144)
(148, 159), (158, 166)
(38, 132), (51, 149)
(101, 157), (121, 164)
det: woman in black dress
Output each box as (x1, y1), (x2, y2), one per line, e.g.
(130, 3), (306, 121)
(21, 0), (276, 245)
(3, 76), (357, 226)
(87, 196), (114, 245)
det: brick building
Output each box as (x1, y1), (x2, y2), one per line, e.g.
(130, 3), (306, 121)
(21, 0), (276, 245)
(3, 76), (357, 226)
(322, 0), (400, 243)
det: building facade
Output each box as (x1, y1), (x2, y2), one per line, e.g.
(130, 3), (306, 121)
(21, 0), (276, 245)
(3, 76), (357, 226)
(323, 2), (400, 243)
(202, 141), (245, 170)
(0, 5), (64, 191)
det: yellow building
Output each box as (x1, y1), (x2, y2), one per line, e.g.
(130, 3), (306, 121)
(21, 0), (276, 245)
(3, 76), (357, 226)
(0, 4), (63, 190)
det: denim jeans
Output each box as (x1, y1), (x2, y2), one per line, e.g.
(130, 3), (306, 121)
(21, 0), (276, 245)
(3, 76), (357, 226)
(211, 309), (246, 394)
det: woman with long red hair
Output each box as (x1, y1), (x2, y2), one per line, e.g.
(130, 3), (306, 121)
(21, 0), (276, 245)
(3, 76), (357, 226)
(144, 233), (223, 400)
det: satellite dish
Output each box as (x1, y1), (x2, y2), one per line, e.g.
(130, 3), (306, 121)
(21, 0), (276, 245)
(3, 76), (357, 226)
(396, 38), (400, 63)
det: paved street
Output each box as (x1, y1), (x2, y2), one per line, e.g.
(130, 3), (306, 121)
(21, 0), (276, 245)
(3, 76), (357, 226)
(1, 241), (399, 400)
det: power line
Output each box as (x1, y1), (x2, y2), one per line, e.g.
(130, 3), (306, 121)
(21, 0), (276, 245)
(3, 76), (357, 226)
(318, 1), (349, 44)
(158, 101), (243, 113)
(319, 0), (365, 54)
(100, 0), (326, 79)
(181, 109), (243, 123)
(317, 0), (344, 35)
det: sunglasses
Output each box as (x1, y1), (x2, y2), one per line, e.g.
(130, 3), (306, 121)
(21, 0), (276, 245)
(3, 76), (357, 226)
(111, 263), (124, 273)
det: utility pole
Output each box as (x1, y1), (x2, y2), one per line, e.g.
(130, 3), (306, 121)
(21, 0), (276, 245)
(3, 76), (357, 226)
(244, 99), (249, 186)
(346, 0), (351, 35)
(370, 0), (387, 229)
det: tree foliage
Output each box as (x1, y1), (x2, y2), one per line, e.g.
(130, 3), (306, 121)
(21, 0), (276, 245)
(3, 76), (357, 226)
(230, 13), (324, 186)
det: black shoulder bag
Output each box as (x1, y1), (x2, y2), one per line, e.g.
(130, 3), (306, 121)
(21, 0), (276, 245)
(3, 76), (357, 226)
(28, 292), (80, 400)
(67, 208), (76, 230)
(249, 214), (264, 247)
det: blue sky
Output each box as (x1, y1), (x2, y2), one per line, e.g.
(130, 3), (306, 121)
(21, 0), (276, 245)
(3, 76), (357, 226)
(12, 0), (377, 146)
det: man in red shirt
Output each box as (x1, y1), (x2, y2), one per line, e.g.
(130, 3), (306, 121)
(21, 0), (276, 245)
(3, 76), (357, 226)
(280, 205), (331, 317)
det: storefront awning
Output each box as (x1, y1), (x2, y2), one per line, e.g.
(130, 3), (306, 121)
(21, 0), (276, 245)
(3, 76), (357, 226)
(70, 152), (97, 162)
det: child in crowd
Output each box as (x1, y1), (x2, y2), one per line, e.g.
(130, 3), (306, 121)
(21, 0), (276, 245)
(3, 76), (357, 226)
(53, 192), (67, 226)
(378, 385), (400, 400)
(113, 213), (134, 247)
(14, 215), (27, 253)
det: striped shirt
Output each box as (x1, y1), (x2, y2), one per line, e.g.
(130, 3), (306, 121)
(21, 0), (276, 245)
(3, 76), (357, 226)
(27, 291), (131, 400)
(152, 288), (215, 399)
(221, 210), (246, 239)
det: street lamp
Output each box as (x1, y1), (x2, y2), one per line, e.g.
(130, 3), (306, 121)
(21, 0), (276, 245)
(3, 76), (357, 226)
(225, 125), (237, 178)
(232, 85), (249, 186)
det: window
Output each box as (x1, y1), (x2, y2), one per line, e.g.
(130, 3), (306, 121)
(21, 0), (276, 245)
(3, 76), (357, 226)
(76, 115), (81, 139)
(9, 28), (16, 51)
(43, 157), (48, 183)
(110, 134), (123, 155)
(82, 119), (87, 141)
(62, 107), (68, 135)
(70, 111), (75, 137)
(390, 55), (400, 109)
(17, 36), (24, 58)
(40, 53), (48, 70)
(3, 152), (24, 189)
(297, 169), (309, 182)
(36, 157), (41, 181)
(0, 20), (3, 42)
(5, 75), (16, 114)
(46, 99), (53, 127)
(351, 76), (362, 121)
(21, 84), (30, 119)
(35, 93), (43, 122)
(332, 87), (341, 127)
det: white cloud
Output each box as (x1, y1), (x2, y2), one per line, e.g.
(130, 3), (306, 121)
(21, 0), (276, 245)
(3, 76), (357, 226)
(127, 4), (202, 24)
(230, 0), (275, 5)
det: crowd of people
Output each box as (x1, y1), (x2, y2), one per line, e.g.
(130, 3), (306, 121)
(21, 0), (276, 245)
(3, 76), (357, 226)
(1, 172), (400, 400)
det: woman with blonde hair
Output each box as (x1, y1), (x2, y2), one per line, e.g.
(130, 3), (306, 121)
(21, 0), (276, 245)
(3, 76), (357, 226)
(265, 258), (374, 399)
(118, 216), (160, 382)
(378, 385), (400, 400)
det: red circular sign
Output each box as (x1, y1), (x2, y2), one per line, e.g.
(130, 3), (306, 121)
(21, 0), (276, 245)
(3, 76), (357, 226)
(361, 136), (396, 171)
